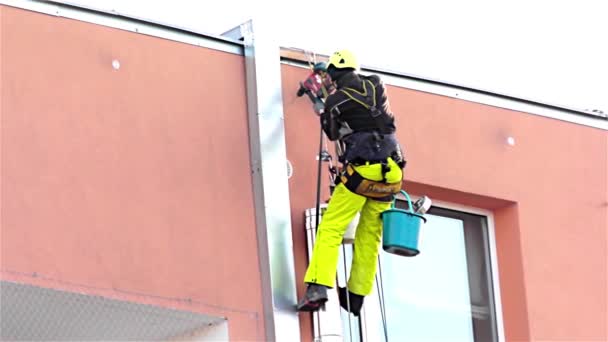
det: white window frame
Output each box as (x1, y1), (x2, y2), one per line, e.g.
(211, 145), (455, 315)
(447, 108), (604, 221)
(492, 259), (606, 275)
(429, 198), (505, 342)
(356, 196), (506, 342)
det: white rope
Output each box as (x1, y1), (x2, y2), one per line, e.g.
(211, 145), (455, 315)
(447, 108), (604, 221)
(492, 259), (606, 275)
(342, 244), (354, 342)
(375, 255), (389, 342)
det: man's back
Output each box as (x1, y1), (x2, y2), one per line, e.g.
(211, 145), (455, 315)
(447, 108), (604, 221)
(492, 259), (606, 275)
(322, 71), (396, 141)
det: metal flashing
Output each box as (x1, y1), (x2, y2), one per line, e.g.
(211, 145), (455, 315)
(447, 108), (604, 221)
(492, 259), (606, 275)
(240, 20), (301, 341)
(0, 0), (243, 55)
(281, 57), (607, 131)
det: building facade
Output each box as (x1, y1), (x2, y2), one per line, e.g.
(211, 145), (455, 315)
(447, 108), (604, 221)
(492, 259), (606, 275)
(1, 2), (606, 341)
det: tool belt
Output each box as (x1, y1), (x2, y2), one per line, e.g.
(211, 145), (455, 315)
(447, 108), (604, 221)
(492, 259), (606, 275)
(338, 161), (402, 202)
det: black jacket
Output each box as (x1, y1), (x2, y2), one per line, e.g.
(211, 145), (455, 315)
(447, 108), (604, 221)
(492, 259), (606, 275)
(321, 72), (403, 165)
(321, 72), (396, 141)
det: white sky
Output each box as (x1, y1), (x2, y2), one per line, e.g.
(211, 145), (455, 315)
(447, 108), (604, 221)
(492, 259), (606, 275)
(56, 0), (607, 113)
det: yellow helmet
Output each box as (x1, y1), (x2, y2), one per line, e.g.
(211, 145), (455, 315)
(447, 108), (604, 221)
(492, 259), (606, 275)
(327, 49), (359, 70)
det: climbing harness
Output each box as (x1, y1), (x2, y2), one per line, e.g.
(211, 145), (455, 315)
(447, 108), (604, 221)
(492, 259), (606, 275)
(339, 78), (391, 134)
(329, 76), (405, 203)
(338, 160), (402, 202)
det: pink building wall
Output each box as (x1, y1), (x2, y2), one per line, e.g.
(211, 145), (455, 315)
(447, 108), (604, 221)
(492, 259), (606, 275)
(281, 64), (607, 342)
(2, 4), (606, 342)
(1, 6), (264, 340)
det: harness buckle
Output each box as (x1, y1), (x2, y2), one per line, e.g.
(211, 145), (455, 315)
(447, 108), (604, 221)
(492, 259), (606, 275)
(380, 160), (391, 183)
(370, 105), (382, 118)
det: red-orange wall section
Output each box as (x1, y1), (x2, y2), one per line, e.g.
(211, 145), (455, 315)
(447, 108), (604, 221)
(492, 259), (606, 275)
(0, 7), (264, 340)
(282, 65), (607, 342)
(2, 5), (607, 342)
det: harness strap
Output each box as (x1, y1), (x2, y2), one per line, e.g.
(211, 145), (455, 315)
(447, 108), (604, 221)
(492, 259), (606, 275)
(349, 159), (391, 183)
(339, 164), (400, 202)
(339, 79), (389, 133)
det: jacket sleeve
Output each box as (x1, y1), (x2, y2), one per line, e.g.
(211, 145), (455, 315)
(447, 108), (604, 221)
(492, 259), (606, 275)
(320, 94), (341, 141)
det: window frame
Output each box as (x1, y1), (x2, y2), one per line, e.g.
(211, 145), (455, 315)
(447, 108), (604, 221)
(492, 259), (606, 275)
(427, 198), (505, 342)
(354, 196), (506, 342)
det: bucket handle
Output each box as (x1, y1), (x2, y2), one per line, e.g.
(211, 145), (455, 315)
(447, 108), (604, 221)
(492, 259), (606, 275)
(393, 190), (414, 213)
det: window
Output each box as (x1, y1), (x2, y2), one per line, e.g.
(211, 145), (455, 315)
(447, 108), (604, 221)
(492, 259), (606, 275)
(337, 201), (503, 342)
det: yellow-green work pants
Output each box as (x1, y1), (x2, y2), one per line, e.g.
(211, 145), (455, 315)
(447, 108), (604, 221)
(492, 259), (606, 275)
(304, 160), (401, 296)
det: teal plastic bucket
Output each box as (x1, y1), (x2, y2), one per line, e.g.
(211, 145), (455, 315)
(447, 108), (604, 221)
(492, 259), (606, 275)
(381, 190), (427, 257)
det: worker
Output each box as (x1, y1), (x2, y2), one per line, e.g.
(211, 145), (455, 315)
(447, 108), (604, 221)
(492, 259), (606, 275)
(296, 49), (406, 316)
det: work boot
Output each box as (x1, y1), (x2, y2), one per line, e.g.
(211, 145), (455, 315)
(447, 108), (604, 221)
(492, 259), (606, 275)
(338, 286), (365, 316)
(296, 283), (328, 312)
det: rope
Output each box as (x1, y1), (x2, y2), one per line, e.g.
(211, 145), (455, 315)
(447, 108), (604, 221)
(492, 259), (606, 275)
(306, 48), (358, 342)
(305, 49), (394, 342)
(304, 46), (326, 342)
(376, 255), (389, 342)
(342, 244), (354, 342)
(304, 50), (316, 70)
(312, 125), (323, 342)
(320, 100), (355, 342)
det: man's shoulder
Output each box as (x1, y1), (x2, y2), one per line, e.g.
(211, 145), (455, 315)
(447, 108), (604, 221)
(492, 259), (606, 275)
(362, 73), (383, 85)
(325, 89), (347, 107)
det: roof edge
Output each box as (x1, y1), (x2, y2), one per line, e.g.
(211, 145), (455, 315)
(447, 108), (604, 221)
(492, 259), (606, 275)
(41, 0), (244, 46)
(280, 47), (607, 121)
(0, 0), (243, 55)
